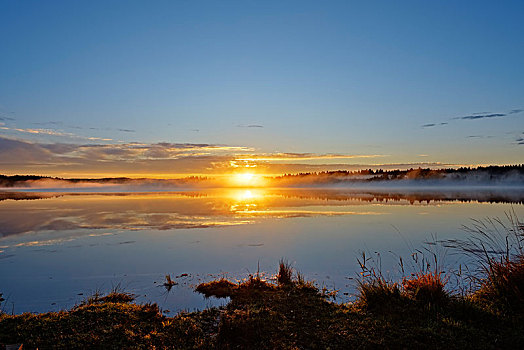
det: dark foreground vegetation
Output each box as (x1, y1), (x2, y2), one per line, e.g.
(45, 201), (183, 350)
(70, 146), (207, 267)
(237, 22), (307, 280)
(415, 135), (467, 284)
(1, 215), (523, 349)
(1, 264), (523, 349)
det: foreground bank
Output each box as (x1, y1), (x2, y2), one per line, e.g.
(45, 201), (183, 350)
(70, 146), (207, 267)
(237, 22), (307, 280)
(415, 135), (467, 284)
(1, 256), (523, 349)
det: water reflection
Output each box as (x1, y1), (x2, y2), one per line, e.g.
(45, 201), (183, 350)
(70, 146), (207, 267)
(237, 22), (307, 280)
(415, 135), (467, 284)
(1, 188), (523, 314)
(1, 188), (523, 241)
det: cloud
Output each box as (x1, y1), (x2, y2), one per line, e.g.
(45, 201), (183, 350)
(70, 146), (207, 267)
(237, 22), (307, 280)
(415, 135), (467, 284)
(422, 108), (523, 128)
(456, 113), (506, 120)
(0, 136), (258, 176)
(467, 135), (493, 139)
(0, 136), (489, 178)
(0, 136), (390, 177)
(453, 109), (523, 121)
(237, 124), (264, 128)
(1, 125), (80, 138)
(0, 124), (116, 141)
(33, 121), (63, 126)
(29, 121), (136, 133)
(235, 153), (385, 162)
(421, 122), (447, 128)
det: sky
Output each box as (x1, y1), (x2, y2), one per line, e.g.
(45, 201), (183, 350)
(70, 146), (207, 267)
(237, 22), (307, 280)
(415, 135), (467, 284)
(0, 0), (523, 178)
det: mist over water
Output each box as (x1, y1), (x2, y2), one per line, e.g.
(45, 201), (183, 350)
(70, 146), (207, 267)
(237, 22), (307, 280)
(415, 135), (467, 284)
(0, 189), (523, 314)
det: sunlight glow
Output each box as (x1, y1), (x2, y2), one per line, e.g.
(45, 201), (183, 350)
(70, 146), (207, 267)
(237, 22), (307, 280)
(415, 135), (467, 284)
(228, 189), (265, 202)
(230, 172), (265, 187)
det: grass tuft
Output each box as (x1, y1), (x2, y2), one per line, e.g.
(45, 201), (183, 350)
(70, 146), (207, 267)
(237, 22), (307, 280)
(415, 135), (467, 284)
(402, 271), (449, 305)
(443, 210), (524, 315)
(474, 256), (524, 314)
(357, 278), (403, 309)
(277, 258), (293, 286)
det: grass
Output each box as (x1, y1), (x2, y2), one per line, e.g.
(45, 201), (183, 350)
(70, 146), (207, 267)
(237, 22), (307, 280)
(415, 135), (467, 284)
(276, 258), (293, 286)
(473, 255), (524, 314)
(402, 271), (449, 305)
(442, 210), (524, 315)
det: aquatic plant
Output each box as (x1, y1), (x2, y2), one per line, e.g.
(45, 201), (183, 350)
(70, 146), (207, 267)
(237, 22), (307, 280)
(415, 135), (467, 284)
(163, 274), (178, 291)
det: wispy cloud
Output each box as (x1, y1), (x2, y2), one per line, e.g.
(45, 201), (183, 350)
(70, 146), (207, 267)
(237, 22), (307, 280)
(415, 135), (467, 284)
(32, 121), (135, 133)
(455, 113), (506, 120)
(421, 122), (448, 128)
(467, 135), (493, 139)
(421, 109), (523, 132)
(235, 153), (385, 162)
(451, 109), (522, 121)
(0, 126), (76, 137)
(237, 124), (264, 128)
(0, 125), (115, 142)
(33, 121), (63, 126)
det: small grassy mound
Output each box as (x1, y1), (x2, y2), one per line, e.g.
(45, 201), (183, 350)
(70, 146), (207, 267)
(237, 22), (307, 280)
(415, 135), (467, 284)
(80, 291), (135, 306)
(0, 301), (163, 348)
(195, 278), (237, 298)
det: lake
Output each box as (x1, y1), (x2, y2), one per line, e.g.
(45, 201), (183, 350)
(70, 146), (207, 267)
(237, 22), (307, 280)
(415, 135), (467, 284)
(1, 188), (523, 314)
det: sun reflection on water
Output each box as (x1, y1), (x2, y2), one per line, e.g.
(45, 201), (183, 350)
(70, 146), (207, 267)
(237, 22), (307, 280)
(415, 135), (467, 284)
(228, 189), (267, 214)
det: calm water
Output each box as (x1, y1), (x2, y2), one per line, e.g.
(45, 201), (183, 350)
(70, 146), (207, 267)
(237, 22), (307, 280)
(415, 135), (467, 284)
(1, 188), (523, 314)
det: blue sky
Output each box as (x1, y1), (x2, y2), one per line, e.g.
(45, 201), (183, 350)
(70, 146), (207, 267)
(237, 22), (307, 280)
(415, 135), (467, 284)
(0, 1), (523, 176)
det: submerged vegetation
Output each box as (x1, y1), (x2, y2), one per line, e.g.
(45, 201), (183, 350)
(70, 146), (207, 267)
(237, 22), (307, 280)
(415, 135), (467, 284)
(1, 214), (524, 348)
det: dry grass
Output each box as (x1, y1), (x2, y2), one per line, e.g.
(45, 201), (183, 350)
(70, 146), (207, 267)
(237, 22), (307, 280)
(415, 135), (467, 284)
(277, 258), (293, 286)
(402, 271), (448, 305)
(443, 210), (524, 314)
(474, 256), (524, 314)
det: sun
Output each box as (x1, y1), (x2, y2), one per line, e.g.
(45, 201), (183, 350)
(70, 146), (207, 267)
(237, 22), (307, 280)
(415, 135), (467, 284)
(236, 173), (254, 183)
(231, 172), (263, 187)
